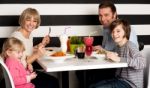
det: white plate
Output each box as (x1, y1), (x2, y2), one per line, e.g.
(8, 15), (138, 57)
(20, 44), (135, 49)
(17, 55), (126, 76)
(45, 50), (56, 56)
(43, 54), (75, 63)
(91, 51), (106, 60)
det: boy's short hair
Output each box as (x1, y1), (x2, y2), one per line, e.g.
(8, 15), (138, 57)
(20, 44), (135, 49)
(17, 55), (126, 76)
(110, 19), (131, 40)
(19, 8), (41, 29)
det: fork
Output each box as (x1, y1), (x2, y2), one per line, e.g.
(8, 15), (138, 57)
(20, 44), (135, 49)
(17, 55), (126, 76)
(48, 27), (51, 36)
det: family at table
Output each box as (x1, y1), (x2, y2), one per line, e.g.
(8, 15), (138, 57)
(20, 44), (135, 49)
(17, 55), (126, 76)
(0, 0), (145, 88)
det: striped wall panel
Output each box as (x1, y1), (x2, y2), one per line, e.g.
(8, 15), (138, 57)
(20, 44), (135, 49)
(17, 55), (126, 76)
(0, 0), (150, 47)
(0, 0), (150, 4)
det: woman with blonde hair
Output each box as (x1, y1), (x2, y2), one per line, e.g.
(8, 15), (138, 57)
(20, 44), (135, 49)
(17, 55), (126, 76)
(10, 8), (59, 88)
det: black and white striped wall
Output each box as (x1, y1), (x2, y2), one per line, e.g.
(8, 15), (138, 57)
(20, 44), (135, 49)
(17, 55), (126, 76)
(0, 0), (150, 48)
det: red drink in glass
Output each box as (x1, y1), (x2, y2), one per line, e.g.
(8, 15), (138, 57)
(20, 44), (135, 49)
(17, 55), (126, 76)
(84, 37), (94, 57)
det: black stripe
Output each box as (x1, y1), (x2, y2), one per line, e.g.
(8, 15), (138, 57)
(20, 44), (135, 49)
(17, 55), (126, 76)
(0, 15), (149, 26)
(0, 36), (149, 51)
(138, 35), (150, 45)
(33, 36), (102, 47)
(33, 36), (150, 46)
(0, 0), (150, 4)
(0, 36), (102, 52)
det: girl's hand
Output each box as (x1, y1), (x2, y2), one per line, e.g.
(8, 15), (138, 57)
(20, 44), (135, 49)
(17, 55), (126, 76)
(106, 52), (120, 62)
(42, 35), (50, 46)
(27, 64), (33, 73)
(29, 72), (37, 80)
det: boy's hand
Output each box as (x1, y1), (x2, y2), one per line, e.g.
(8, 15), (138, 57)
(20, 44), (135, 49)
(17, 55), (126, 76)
(93, 45), (103, 51)
(106, 52), (120, 62)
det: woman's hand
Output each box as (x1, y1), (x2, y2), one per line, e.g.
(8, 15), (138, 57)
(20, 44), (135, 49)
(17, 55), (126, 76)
(41, 35), (50, 46)
(33, 44), (46, 59)
(106, 52), (120, 62)
(27, 44), (46, 64)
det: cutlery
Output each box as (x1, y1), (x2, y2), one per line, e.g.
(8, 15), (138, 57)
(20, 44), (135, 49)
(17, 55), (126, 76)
(34, 69), (45, 74)
(48, 27), (51, 36)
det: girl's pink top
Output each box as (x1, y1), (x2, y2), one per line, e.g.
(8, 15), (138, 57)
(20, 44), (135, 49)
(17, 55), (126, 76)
(5, 57), (35, 88)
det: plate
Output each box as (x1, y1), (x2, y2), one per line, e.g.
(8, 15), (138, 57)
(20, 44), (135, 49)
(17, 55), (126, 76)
(43, 54), (75, 63)
(91, 51), (106, 60)
(45, 50), (56, 56)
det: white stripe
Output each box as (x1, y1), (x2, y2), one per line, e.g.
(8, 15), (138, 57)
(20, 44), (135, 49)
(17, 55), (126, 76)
(116, 4), (150, 15)
(131, 25), (150, 35)
(0, 25), (149, 37)
(0, 26), (102, 37)
(0, 4), (150, 15)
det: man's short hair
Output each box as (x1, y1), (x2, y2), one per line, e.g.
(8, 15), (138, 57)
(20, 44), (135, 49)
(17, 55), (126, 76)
(99, 1), (116, 14)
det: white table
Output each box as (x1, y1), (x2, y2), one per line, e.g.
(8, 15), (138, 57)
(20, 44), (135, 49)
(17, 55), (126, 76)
(37, 56), (127, 88)
(37, 57), (127, 72)
(37, 47), (128, 88)
(40, 47), (127, 72)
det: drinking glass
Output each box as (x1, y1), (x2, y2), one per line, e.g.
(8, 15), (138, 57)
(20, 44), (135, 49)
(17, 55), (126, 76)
(84, 37), (94, 58)
(76, 46), (85, 59)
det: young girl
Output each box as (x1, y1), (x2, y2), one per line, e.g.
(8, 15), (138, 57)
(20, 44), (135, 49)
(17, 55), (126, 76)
(10, 7), (59, 88)
(2, 37), (37, 88)
(90, 19), (145, 88)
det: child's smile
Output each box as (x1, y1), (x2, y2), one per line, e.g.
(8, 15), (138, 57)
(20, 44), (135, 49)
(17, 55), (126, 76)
(111, 24), (127, 46)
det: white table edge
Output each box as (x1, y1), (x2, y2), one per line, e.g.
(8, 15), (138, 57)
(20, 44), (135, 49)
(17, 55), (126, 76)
(37, 59), (128, 72)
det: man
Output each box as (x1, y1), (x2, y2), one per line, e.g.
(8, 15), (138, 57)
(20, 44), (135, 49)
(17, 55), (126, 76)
(76, 1), (138, 88)
(94, 0), (138, 51)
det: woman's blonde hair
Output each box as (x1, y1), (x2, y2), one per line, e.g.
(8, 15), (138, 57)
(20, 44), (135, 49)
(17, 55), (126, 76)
(1, 37), (25, 59)
(19, 7), (41, 29)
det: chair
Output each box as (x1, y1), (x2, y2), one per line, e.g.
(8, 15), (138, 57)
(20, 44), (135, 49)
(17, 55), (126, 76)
(139, 42), (144, 51)
(0, 59), (15, 88)
(140, 46), (150, 88)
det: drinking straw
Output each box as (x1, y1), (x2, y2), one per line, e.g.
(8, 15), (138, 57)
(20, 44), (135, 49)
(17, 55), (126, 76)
(64, 27), (71, 34)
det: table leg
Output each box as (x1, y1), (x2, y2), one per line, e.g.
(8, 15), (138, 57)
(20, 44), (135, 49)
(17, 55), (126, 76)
(83, 70), (87, 88)
(61, 71), (69, 88)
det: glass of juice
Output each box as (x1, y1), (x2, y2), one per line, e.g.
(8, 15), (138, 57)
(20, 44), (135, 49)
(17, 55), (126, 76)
(83, 37), (94, 58)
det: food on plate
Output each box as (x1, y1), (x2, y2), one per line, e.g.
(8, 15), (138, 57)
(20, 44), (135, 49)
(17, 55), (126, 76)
(96, 50), (106, 54)
(51, 51), (66, 57)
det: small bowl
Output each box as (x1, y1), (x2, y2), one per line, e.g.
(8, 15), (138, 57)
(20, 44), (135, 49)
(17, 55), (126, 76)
(91, 52), (106, 60)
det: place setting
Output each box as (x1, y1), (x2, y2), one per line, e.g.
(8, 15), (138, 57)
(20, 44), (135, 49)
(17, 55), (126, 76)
(43, 27), (75, 63)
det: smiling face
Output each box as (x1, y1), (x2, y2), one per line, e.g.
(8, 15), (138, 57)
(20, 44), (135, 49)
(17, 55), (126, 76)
(23, 17), (38, 33)
(2, 38), (25, 60)
(19, 8), (41, 33)
(7, 49), (23, 59)
(99, 7), (117, 28)
(111, 24), (127, 46)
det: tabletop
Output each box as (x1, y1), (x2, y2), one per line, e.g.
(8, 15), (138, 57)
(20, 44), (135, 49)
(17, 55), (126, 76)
(37, 47), (128, 88)
(37, 56), (128, 72)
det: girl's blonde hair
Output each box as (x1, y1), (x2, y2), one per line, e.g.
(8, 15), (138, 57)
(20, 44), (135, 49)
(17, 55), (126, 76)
(19, 7), (41, 29)
(1, 37), (25, 59)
